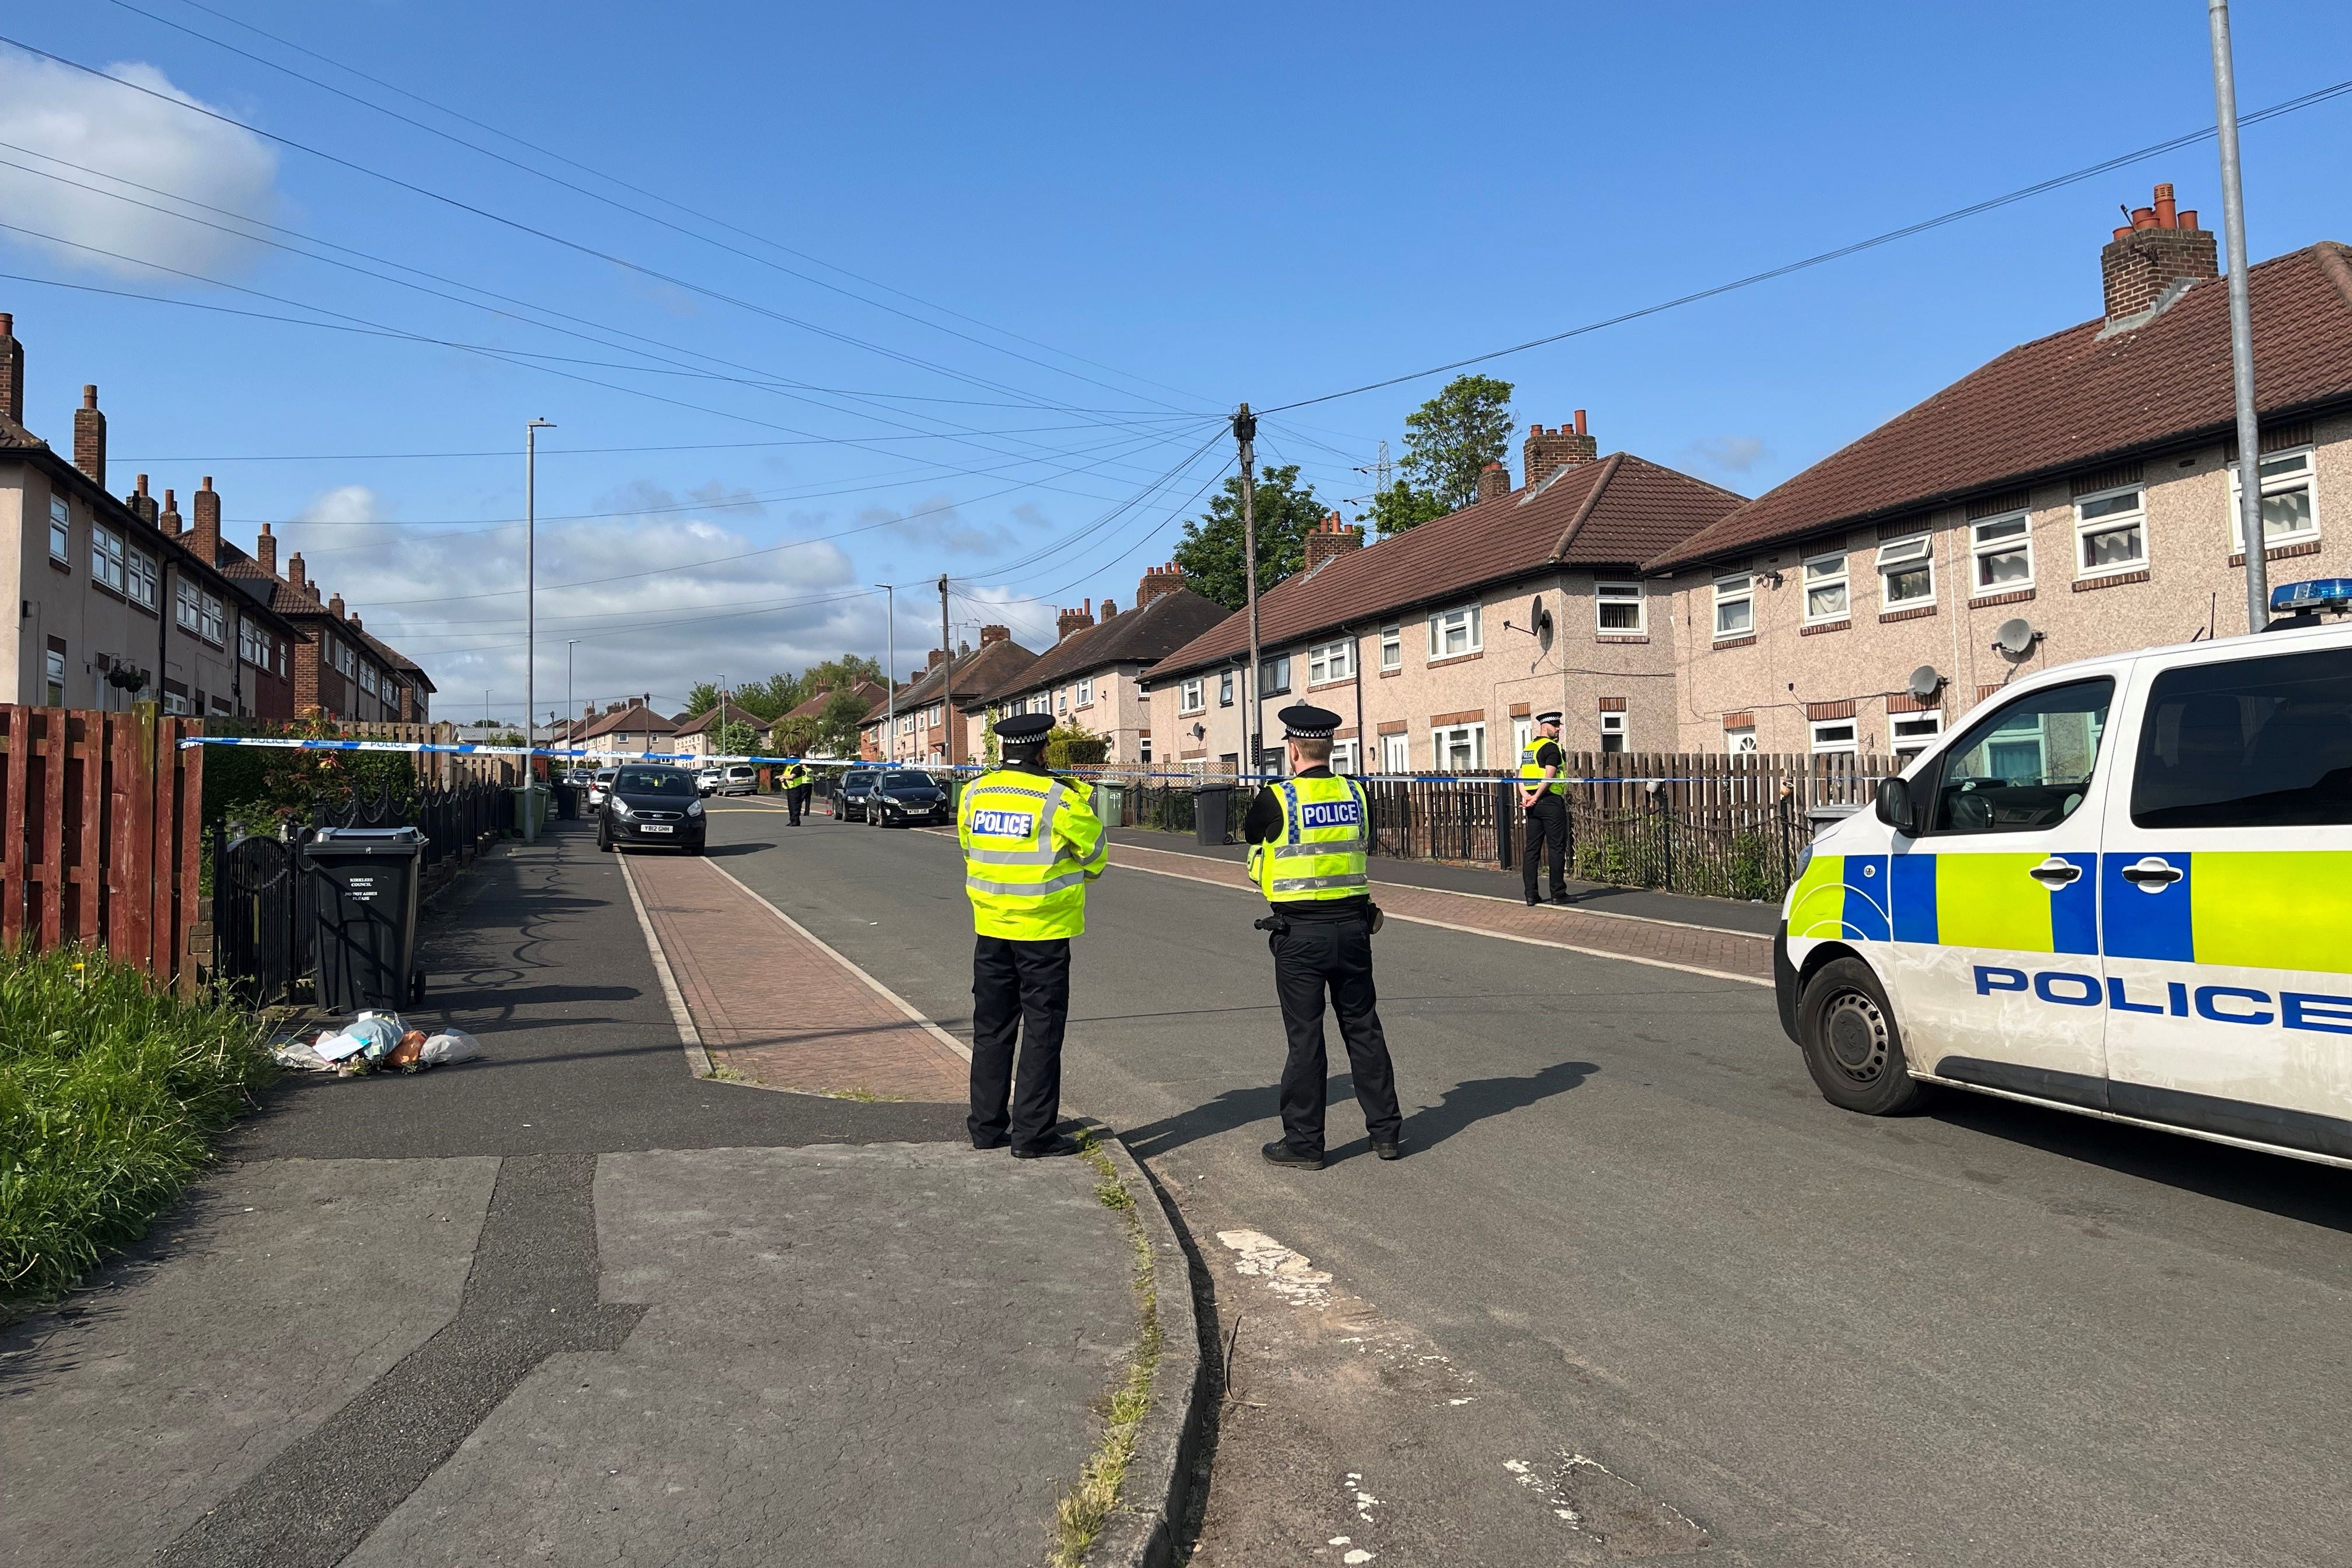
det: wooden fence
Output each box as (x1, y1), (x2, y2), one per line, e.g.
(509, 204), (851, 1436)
(340, 721), (519, 786)
(0, 706), (204, 989)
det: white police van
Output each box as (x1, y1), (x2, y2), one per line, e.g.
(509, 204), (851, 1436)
(1777, 579), (2352, 1167)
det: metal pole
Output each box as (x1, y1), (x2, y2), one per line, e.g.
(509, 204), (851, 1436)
(565, 639), (580, 766)
(876, 583), (895, 762)
(524, 418), (554, 838)
(1234, 404), (1261, 775)
(937, 573), (954, 769)
(2208, 0), (2269, 632)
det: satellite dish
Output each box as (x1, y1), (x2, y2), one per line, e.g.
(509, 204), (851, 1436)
(1907, 665), (1944, 702)
(1993, 617), (2040, 657)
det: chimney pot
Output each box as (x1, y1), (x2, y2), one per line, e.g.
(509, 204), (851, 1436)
(1574, 409), (1587, 436)
(82, 384), (96, 410)
(1475, 462), (1511, 502)
(2154, 184), (2178, 228)
(981, 623), (1010, 645)
(191, 475), (222, 562)
(72, 383), (106, 482)
(2100, 182), (2220, 321)
(1522, 415), (1598, 489)
(0, 310), (19, 426)
(328, 593), (346, 618)
(1301, 513), (1365, 574)
(256, 520), (276, 574)
(2130, 206), (2157, 230)
(2178, 209), (2198, 231)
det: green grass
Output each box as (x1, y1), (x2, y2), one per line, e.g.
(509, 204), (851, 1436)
(1051, 1129), (1164, 1567)
(0, 947), (274, 1311)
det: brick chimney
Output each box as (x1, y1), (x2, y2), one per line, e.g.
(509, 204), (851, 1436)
(1524, 412), (1597, 490)
(1099, 597), (1119, 620)
(191, 476), (221, 563)
(0, 313), (22, 426)
(980, 624), (1010, 646)
(349, 614), (362, 632)
(584, 701), (596, 720)
(74, 385), (106, 483)
(1056, 600), (1096, 641)
(328, 592), (346, 619)
(286, 551), (311, 597)
(161, 488), (182, 537)
(2102, 182), (2216, 322)
(1475, 462), (1510, 502)
(254, 521), (277, 575)
(1135, 562), (1186, 608)
(128, 474), (158, 526)
(1302, 510), (1364, 573)
(926, 647), (947, 670)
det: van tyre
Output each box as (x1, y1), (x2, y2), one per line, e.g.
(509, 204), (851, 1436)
(1797, 956), (1934, 1116)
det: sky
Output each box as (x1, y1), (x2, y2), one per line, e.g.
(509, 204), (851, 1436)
(2, 1), (2348, 725)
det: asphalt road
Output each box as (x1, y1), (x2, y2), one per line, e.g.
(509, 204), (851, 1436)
(709, 804), (2352, 1567)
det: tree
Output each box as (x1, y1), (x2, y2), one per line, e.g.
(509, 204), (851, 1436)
(1399, 374), (1516, 516)
(1172, 464), (1328, 611)
(814, 688), (871, 757)
(1360, 480), (1448, 538)
(682, 681), (722, 717)
(1044, 722), (1108, 769)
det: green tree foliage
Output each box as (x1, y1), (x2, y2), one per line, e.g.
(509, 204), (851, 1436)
(1172, 464), (1328, 610)
(710, 718), (761, 758)
(1044, 722), (1108, 769)
(1399, 374), (1516, 515)
(1360, 480), (1448, 538)
(814, 689), (872, 757)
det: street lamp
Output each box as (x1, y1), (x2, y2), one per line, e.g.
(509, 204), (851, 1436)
(565, 638), (582, 765)
(875, 583), (895, 762)
(524, 416), (555, 840)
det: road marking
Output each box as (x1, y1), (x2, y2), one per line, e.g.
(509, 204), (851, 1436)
(1217, 1228), (1334, 1308)
(698, 855), (975, 1062)
(616, 850), (712, 1077)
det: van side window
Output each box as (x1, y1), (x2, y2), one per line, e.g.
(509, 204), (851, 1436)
(2130, 647), (2352, 829)
(1927, 677), (2113, 835)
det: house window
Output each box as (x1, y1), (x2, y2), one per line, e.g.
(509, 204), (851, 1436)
(1512, 716), (1533, 759)
(1595, 580), (1644, 634)
(898, 714), (913, 735)
(1179, 677), (1205, 713)
(48, 495), (69, 564)
(1599, 712), (1626, 754)
(1075, 677), (1093, 707)
(1257, 654), (1290, 698)
(90, 524), (125, 593)
(43, 640), (65, 706)
(1139, 737), (1152, 765)
(1810, 718), (1859, 755)
(175, 578), (202, 632)
(1971, 513), (2034, 590)
(1891, 711), (1944, 762)
(1432, 722), (1485, 771)
(1378, 624), (1402, 670)
(1877, 533), (1936, 607)
(1800, 554), (1848, 623)
(1058, 688), (1068, 713)
(1380, 732), (1409, 774)
(2227, 446), (2319, 547)
(127, 548), (158, 610)
(1219, 670), (1234, 707)
(1713, 573), (1754, 638)
(360, 663), (379, 696)
(1726, 725), (1758, 755)
(239, 620), (265, 666)
(2074, 486), (2147, 576)
(1306, 638), (1353, 684)
(200, 593), (225, 646)
(1427, 604), (1482, 660)
(1329, 739), (1356, 775)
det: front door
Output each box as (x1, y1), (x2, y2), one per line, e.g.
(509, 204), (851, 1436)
(1883, 673), (2121, 1104)
(2099, 641), (2352, 1156)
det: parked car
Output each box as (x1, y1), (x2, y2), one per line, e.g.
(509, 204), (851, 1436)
(586, 769), (617, 808)
(832, 768), (878, 821)
(597, 764), (706, 855)
(717, 764), (760, 797)
(866, 769), (951, 828)
(696, 766), (723, 797)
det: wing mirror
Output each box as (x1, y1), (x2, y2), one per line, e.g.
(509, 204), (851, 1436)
(1875, 776), (1922, 837)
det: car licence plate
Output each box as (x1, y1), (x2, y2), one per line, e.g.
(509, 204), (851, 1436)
(640, 823), (673, 834)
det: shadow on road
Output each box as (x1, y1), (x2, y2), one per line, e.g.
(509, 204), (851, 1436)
(1119, 1057), (1600, 1163)
(701, 842), (776, 858)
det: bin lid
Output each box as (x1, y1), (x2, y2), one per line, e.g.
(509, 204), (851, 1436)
(306, 825), (425, 856)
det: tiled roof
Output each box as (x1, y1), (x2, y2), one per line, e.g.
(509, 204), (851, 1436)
(578, 704), (680, 740)
(0, 412), (47, 450)
(777, 679), (887, 723)
(1650, 241), (2352, 571)
(861, 637), (1039, 724)
(219, 557), (332, 618)
(673, 702), (766, 736)
(975, 586), (1230, 704)
(1144, 454), (1744, 681)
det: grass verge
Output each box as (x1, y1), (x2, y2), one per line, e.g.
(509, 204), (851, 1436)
(1051, 1128), (1163, 1567)
(0, 947), (273, 1312)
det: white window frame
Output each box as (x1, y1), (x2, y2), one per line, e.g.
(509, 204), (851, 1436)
(334, 636), (355, 674)
(90, 523), (125, 594)
(1427, 603), (1482, 660)
(1178, 676), (1205, 714)
(175, 577), (202, 632)
(1595, 580), (1645, 634)
(1075, 676), (1093, 708)
(1598, 712), (1627, 752)
(1306, 637), (1353, 685)
(1712, 573), (1755, 639)
(48, 495), (69, 564)
(1329, 738), (1357, 775)
(2226, 445), (2320, 550)
(1726, 725), (1758, 755)
(2073, 485), (2148, 579)
(1432, 721), (1485, 772)
(1378, 624), (1402, 671)
(1810, 718), (1859, 755)
(43, 646), (65, 706)
(1876, 533), (1937, 608)
(239, 620), (265, 667)
(1219, 669), (1234, 707)
(1801, 552), (1849, 625)
(898, 713), (914, 736)
(1380, 732), (1409, 774)
(1890, 710), (1945, 762)
(360, 662), (379, 696)
(1511, 716), (1534, 758)
(126, 548), (158, 611)
(1969, 512), (2035, 593)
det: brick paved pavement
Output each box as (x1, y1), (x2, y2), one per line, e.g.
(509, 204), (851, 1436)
(625, 850), (970, 1101)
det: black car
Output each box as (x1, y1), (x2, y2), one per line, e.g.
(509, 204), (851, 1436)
(597, 764), (706, 853)
(865, 769), (951, 828)
(833, 768), (878, 821)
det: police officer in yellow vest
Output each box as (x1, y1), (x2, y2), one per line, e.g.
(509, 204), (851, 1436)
(782, 758), (811, 826)
(958, 712), (1107, 1157)
(1247, 704), (1404, 1169)
(1519, 710), (1569, 906)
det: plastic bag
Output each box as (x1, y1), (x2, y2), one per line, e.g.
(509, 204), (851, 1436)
(387, 1030), (427, 1070)
(418, 1030), (481, 1068)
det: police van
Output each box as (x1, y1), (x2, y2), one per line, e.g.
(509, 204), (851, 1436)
(1777, 579), (2352, 1168)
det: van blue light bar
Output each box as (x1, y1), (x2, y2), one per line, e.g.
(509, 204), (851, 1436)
(2270, 578), (2352, 614)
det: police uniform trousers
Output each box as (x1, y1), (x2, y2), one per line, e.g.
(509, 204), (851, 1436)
(786, 783), (811, 824)
(1269, 912), (1402, 1157)
(969, 935), (1071, 1147)
(1522, 794), (1567, 901)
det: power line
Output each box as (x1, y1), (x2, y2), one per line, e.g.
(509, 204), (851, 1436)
(1261, 71), (2352, 413)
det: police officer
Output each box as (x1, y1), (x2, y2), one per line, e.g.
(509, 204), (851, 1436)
(782, 757), (811, 825)
(1247, 704), (1404, 1170)
(1519, 710), (1569, 907)
(957, 712), (1107, 1158)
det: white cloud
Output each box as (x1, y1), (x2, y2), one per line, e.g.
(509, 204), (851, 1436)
(1684, 435), (1768, 474)
(856, 491), (1017, 557)
(0, 54), (279, 277)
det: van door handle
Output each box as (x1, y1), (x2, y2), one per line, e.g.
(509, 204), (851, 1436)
(2028, 856), (2082, 887)
(2120, 856), (2184, 889)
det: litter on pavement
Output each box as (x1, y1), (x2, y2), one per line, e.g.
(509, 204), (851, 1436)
(270, 1013), (484, 1077)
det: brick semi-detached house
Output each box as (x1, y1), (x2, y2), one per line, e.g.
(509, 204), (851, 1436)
(1645, 184), (2352, 760)
(863, 628), (1039, 765)
(1142, 416), (1745, 774)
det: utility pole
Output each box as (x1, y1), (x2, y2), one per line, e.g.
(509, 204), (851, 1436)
(938, 573), (954, 769)
(876, 583), (896, 764)
(523, 417), (555, 839)
(565, 639), (580, 765)
(2208, 0), (2269, 632)
(1233, 403), (1262, 775)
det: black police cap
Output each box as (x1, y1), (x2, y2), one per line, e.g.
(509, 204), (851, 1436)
(1535, 710), (1563, 726)
(996, 713), (1054, 746)
(1277, 704), (1343, 740)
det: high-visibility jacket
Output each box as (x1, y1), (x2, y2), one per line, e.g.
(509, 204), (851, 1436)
(1250, 774), (1371, 903)
(958, 767), (1107, 939)
(1520, 738), (1566, 800)
(783, 762), (809, 789)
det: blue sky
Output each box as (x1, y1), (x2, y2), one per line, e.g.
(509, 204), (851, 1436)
(3, 1), (2347, 723)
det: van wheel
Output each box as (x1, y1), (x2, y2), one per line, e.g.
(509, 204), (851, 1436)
(1797, 957), (1934, 1115)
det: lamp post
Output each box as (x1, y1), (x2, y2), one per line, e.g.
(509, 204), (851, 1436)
(2207, 0), (2268, 632)
(565, 639), (582, 766)
(523, 418), (555, 839)
(876, 583), (896, 762)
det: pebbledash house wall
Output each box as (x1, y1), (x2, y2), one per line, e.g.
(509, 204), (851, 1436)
(1660, 409), (2352, 754)
(1146, 570), (1681, 775)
